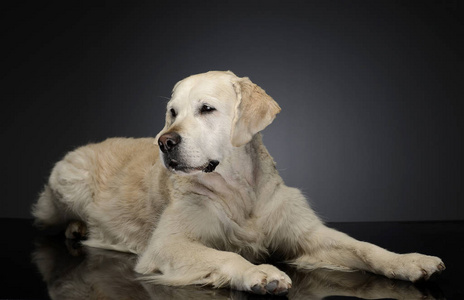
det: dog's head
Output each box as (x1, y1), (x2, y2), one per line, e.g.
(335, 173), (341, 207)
(156, 71), (280, 174)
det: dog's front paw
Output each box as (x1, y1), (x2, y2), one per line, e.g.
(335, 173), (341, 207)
(387, 253), (445, 282)
(238, 264), (292, 296)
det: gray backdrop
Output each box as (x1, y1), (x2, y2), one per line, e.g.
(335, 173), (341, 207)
(2, 0), (462, 221)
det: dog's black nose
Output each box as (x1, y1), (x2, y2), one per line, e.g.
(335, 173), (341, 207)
(158, 132), (181, 153)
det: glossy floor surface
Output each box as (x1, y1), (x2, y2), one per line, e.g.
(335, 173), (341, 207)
(2, 219), (463, 299)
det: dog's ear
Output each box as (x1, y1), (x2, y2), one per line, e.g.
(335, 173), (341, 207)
(231, 77), (281, 147)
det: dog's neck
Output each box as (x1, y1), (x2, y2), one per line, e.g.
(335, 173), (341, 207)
(196, 133), (279, 203)
(217, 133), (277, 185)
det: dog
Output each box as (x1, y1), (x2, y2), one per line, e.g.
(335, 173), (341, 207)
(32, 71), (445, 295)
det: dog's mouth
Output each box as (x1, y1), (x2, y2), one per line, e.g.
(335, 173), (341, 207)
(166, 159), (219, 174)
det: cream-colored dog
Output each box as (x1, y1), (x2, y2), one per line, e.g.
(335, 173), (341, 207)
(32, 71), (445, 295)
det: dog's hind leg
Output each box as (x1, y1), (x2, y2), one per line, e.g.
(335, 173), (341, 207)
(65, 220), (88, 240)
(32, 147), (94, 229)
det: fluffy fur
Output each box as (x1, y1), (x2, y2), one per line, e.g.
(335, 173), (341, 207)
(32, 71), (445, 295)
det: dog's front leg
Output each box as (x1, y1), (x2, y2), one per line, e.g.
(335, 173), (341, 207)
(266, 186), (445, 282)
(293, 224), (445, 282)
(135, 235), (291, 295)
(135, 223), (291, 295)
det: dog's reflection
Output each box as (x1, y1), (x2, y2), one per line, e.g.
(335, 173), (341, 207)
(32, 236), (443, 300)
(285, 266), (444, 300)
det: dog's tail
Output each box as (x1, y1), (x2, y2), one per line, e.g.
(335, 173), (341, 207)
(32, 185), (67, 228)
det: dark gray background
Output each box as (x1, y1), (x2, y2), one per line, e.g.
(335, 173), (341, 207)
(2, 0), (462, 221)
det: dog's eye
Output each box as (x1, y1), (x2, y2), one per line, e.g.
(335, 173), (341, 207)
(200, 105), (216, 114)
(170, 108), (177, 118)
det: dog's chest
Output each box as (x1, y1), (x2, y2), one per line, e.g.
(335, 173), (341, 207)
(204, 202), (266, 261)
(187, 181), (267, 261)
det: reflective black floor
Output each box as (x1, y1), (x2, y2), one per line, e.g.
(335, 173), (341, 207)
(2, 219), (463, 299)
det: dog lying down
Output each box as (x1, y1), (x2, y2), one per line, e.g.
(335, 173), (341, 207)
(32, 71), (445, 295)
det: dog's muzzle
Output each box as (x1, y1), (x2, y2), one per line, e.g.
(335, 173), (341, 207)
(163, 158), (219, 173)
(158, 132), (219, 173)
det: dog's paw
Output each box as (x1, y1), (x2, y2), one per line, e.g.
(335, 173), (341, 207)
(239, 264), (292, 296)
(387, 253), (445, 282)
(65, 220), (88, 240)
